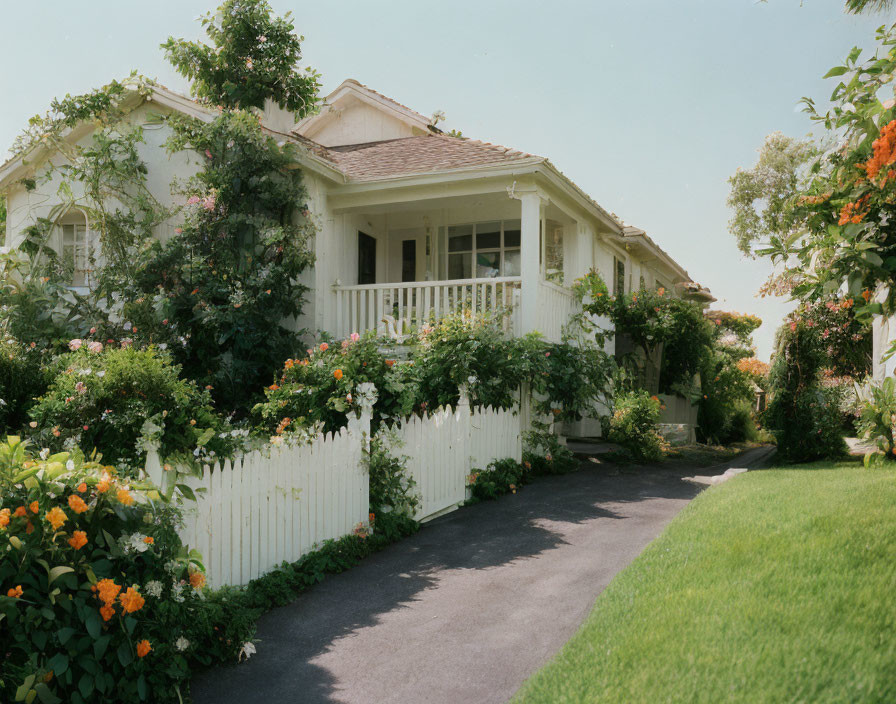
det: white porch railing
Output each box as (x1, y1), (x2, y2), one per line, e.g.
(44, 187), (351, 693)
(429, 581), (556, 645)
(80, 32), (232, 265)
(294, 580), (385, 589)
(536, 281), (580, 343)
(333, 277), (521, 339)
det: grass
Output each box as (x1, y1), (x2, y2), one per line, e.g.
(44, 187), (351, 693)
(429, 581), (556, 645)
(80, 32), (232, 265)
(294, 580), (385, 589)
(513, 459), (896, 703)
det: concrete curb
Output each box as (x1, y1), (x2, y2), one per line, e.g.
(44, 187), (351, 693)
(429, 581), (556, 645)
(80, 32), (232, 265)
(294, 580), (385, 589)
(683, 445), (777, 486)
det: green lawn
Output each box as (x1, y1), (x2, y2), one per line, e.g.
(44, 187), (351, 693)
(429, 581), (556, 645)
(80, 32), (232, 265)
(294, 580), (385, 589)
(514, 460), (896, 703)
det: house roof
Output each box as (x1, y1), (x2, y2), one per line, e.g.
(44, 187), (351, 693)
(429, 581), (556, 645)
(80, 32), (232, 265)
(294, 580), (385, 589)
(321, 134), (538, 182)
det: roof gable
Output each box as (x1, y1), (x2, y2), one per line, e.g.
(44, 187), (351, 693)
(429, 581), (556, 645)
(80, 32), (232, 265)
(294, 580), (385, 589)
(294, 79), (435, 147)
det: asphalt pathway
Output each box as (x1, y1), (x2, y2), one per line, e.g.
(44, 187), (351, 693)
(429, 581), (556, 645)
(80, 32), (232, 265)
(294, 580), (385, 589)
(192, 450), (767, 704)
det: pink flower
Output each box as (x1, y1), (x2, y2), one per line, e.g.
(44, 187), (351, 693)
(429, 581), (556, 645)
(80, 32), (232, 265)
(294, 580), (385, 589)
(205, 150), (213, 160)
(202, 197), (215, 211)
(175, 228), (183, 234)
(89, 327), (97, 334)
(306, 349), (313, 356)
(545, 352), (551, 357)
(87, 341), (103, 353)
(350, 332), (360, 342)
(120, 338), (133, 349)
(187, 196), (200, 205)
(69, 339), (83, 351)
(75, 381), (86, 394)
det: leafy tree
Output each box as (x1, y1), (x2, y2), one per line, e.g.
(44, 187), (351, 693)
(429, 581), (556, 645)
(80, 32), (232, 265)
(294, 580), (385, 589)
(844, 0), (895, 14)
(162, 0), (320, 113)
(727, 133), (817, 256)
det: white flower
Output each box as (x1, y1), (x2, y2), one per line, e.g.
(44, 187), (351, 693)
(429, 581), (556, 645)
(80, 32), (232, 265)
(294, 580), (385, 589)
(175, 636), (191, 652)
(78, 368), (92, 376)
(239, 642), (257, 662)
(65, 460), (75, 471)
(171, 580), (185, 603)
(125, 533), (150, 554)
(39, 448), (50, 460)
(96, 370), (106, 378)
(145, 580), (163, 598)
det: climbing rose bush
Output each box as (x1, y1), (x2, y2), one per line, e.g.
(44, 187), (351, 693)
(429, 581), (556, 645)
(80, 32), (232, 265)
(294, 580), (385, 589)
(0, 436), (249, 704)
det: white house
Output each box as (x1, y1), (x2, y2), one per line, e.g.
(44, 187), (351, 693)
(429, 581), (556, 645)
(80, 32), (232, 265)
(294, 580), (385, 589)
(0, 78), (713, 353)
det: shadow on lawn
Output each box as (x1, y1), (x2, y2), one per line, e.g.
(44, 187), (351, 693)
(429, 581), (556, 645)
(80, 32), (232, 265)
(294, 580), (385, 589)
(190, 462), (701, 704)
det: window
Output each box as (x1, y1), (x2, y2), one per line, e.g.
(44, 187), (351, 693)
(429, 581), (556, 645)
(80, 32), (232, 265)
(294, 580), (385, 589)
(613, 257), (626, 297)
(445, 220), (521, 280)
(59, 211), (96, 288)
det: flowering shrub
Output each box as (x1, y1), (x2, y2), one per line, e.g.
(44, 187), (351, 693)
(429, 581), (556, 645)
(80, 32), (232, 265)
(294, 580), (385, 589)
(0, 339), (53, 434)
(0, 436), (248, 703)
(253, 333), (417, 434)
(523, 425), (579, 475)
(28, 345), (238, 471)
(607, 390), (667, 462)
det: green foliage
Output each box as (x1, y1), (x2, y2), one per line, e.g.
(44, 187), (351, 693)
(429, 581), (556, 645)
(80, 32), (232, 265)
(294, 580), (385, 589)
(752, 24), (896, 319)
(607, 390), (667, 462)
(726, 133), (817, 256)
(0, 437), (237, 704)
(127, 108), (315, 415)
(578, 271), (714, 393)
(0, 340), (53, 434)
(28, 345), (238, 471)
(523, 424), (580, 475)
(366, 437), (419, 541)
(254, 333), (416, 434)
(468, 458), (530, 502)
(854, 377), (896, 465)
(764, 313), (849, 463)
(162, 0), (320, 113)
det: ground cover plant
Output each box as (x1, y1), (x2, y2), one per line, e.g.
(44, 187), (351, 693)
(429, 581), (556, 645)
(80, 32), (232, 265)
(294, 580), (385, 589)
(513, 459), (896, 703)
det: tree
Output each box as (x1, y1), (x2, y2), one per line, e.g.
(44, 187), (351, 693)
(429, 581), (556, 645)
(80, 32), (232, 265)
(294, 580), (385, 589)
(727, 133), (817, 256)
(162, 0), (320, 114)
(845, 0), (895, 14)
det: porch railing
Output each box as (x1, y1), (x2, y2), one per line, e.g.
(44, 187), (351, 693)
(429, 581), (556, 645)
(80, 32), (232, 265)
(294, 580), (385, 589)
(536, 280), (580, 343)
(332, 277), (522, 339)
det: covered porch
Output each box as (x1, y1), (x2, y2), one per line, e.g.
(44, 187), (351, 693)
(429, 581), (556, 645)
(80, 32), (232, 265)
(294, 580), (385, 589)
(318, 180), (593, 343)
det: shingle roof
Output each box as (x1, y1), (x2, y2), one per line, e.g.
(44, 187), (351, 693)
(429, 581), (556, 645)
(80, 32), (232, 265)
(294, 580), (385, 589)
(321, 134), (540, 182)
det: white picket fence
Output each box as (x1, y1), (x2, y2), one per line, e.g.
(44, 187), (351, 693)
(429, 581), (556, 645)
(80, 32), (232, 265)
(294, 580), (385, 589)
(146, 386), (528, 587)
(385, 394), (524, 521)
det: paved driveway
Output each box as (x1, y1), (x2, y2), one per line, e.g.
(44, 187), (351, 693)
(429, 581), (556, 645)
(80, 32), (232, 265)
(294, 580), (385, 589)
(192, 457), (736, 704)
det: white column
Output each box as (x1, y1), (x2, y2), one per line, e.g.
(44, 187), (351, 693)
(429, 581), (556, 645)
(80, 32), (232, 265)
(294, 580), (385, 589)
(517, 190), (543, 335)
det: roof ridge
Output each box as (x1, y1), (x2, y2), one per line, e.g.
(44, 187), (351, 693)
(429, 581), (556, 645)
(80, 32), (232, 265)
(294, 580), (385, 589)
(338, 79), (432, 126)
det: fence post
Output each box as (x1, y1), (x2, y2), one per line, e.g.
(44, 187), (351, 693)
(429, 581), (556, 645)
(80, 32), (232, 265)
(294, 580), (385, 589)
(143, 441), (164, 488)
(353, 382), (378, 454)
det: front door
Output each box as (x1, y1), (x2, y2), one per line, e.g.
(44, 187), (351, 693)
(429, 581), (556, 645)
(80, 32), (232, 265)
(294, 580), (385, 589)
(358, 232), (376, 285)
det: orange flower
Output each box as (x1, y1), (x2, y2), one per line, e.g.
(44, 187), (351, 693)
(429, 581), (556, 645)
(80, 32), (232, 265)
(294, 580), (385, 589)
(13, 506), (27, 518)
(77, 483), (87, 493)
(333, 369), (343, 380)
(68, 494), (88, 514)
(6, 585), (23, 599)
(96, 578), (121, 606)
(45, 507), (67, 531)
(143, 536), (154, 545)
(268, 384), (280, 391)
(25, 522), (34, 534)
(99, 604), (115, 622)
(97, 474), (112, 493)
(319, 343), (329, 352)
(29, 501), (39, 514)
(0, 508), (10, 528)
(189, 570), (206, 590)
(68, 530), (88, 550)
(385, 359), (395, 367)
(136, 640), (152, 658)
(119, 587), (145, 614)
(369, 512), (375, 523)
(116, 489), (134, 507)
(862, 289), (873, 303)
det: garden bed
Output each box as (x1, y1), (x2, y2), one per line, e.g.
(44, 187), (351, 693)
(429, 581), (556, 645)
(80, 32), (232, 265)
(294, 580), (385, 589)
(513, 458), (896, 703)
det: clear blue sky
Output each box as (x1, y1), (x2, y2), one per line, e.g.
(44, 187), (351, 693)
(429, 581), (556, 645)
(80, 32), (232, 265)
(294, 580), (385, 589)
(0, 1), (887, 359)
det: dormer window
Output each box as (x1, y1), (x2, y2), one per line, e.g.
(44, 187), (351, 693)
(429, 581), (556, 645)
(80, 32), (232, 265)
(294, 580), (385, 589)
(58, 210), (96, 288)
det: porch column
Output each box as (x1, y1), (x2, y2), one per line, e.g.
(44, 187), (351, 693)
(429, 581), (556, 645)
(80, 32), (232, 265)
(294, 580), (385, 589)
(516, 190), (544, 335)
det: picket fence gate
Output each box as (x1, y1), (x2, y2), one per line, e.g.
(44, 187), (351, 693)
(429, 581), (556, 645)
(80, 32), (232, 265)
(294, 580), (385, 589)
(386, 395), (523, 521)
(146, 386), (529, 587)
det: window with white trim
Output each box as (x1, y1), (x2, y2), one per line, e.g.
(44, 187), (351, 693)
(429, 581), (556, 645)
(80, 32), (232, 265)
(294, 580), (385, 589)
(58, 211), (96, 288)
(443, 220), (521, 279)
